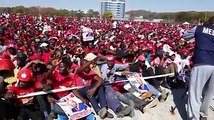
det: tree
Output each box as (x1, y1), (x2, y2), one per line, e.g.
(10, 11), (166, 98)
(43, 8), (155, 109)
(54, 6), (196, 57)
(174, 12), (189, 22)
(86, 9), (94, 18)
(57, 9), (70, 16)
(75, 10), (84, 18)
(86, 9), (100, 18)
(40, 7), (56, 16)
(11, 6), (29, 14)
(29, 7), (40, 15)
(129, 12), (136, 21)
(93, 11), (100, 18)
(102, 11), (113, 20)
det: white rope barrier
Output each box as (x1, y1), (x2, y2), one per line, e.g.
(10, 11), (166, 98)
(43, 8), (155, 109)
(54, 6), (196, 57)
(17, 73), (175, 98)
(105, 73), (175, 84)
(144, 73), (175, 80)
(17, 86), (82, 98)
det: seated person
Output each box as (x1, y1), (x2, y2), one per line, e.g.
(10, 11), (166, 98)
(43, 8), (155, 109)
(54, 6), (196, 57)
(75, 57), (113, 119)
(4, 68), (43, 120)
(47, 58), (95, 120)
(129, 55), (169, 102)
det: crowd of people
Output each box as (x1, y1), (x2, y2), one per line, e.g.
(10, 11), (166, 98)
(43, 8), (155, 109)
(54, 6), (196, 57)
(0, 12), (198, 120)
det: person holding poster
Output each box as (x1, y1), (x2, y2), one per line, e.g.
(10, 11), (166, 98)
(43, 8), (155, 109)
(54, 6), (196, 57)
(48, 58), (94, 120)
(129, 55), (169, 102)
(81, 26), (94, 42)
(56, 92), (93, 120)
(76, 55), (114, 119)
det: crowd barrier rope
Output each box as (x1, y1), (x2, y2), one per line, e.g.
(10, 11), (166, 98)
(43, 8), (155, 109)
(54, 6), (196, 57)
(104, 73), (175, 85)
(17, 86), (82, 98)
(17, 73), (175, 98)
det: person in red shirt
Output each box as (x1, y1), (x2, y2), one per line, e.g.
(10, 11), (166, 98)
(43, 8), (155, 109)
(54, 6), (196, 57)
(40, 43), (53, 64)
(76, 58), (113, 119)
(28, 48), (42, 61)
(32, 62), (53, 119)
(51, 62), (76, 98)
(84, 42), (99, 55)
(48, 59), (92, 119)
(4, 68), (43, 120)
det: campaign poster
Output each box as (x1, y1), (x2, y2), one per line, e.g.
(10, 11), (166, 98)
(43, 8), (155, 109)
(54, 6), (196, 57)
(56, 93), (92, 120)
(82, 27), (94, 41)
(82, 32), (94, 41)
(126, 73), (149, 93)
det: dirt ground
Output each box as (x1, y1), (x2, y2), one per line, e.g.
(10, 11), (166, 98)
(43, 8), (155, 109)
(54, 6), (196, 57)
(95, 88), (214, 120)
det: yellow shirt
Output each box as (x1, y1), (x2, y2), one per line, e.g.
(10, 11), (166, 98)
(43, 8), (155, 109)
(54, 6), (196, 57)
(90, 65), (102, 78)
(4, 68), (19, 85)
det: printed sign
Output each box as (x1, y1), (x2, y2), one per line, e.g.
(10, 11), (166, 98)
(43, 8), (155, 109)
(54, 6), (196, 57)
(82, 26), (94, 41)
(126, 73), (149, 93)
(56, 93), (92, 120)
(82, 32), (94, 41)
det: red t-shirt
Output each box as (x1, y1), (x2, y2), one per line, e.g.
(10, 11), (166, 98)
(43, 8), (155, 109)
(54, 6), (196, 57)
(29, 53), (42, 61)
(41, 51), (52, 64)
(84, 47), (99, 54)
(9, 85), (36, 105)
(70, 63), (79, 70)
(52, 68), (76, 98)
(33, 72), (52, 89)
(75, 70), (97, 87)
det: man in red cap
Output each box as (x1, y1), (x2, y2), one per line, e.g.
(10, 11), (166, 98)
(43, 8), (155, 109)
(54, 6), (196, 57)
(4, 68), (43, 120)
(100, 55), (138, 117)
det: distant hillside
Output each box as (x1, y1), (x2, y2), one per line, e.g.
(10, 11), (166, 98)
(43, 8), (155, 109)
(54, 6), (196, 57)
(126, 10), (214, 22)
(126, 10), (155, 17)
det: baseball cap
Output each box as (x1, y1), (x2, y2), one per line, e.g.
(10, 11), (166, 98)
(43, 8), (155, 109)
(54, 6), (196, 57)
(17, 68), (33, 82)
(137, 55), (145, 62)
(84, 53), (97, 61)
(106, 55), (115, 61)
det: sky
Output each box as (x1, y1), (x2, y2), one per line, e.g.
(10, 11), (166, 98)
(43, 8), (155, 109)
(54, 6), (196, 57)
(0, 0), (213, 12)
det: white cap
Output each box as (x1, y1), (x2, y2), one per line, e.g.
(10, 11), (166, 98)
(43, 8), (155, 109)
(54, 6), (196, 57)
(84, 53), (97, 61)
(168, 51), (175, 56)
(40, 43), (48, 47)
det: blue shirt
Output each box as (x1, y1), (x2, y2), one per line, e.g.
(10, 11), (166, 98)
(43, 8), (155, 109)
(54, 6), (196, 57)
(100, 63), (129, 83)
(183, 25), (214, 65)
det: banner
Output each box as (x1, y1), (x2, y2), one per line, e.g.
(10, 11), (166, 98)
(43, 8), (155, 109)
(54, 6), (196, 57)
(56, 93), (92, 120)
(82, 26), (94, 41)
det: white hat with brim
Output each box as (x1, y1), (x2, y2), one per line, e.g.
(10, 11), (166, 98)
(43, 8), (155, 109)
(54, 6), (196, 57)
(84, 53), (97, 61)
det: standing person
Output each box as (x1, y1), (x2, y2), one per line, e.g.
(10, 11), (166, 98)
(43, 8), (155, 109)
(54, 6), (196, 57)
(183, 16), (214, 120)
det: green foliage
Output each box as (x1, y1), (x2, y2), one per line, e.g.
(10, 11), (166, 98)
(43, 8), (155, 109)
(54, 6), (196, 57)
(126, 10), (214, 23)
(11, 6), (29, 14)
(1, 6), (213, 22)
(75, 10), (85, 18)
(0, 6), (100, 18)
(102, 11), (113, 20)
(86, 9), (99, 18)
(57, 9), (71, 16)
